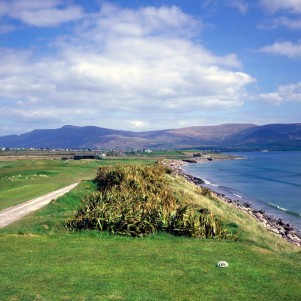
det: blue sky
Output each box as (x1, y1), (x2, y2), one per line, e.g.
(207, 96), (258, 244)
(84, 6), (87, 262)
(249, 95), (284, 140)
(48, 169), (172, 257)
(0, 0), (301, 135)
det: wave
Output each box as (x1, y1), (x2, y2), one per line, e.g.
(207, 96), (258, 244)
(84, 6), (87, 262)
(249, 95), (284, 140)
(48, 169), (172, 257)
(268, 203), (301, 218)
(203, 179), (219, 187)
(233, 193), (242, 199)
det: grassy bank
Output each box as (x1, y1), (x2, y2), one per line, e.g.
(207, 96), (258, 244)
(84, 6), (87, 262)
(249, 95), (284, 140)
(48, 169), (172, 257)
(1, 161), (301, 300)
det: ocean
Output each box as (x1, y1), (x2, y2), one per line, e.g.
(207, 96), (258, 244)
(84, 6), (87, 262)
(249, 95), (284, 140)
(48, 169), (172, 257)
(183, 151), (301, 232)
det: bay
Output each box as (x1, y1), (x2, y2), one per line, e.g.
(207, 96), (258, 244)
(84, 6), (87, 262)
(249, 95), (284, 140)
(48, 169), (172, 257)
(183, 151), (301, 231)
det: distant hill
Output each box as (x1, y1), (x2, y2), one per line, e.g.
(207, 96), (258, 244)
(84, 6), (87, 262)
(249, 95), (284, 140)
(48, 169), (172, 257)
(1, 123), (301, 150)
(224, 123), (301, 150)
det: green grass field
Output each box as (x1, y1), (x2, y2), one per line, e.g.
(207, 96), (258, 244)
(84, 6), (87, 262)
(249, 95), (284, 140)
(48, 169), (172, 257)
(1, 159), (301, 300)
(0, 158), (155, 210)
(1, 233), (300, 301)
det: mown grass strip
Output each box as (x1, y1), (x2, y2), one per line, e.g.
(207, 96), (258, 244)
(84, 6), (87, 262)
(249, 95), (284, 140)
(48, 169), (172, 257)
(0, 233), (300, 301)
(1, 180), (97, 233)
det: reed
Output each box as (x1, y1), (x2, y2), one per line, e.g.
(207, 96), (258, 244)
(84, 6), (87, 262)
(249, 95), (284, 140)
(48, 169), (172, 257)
(67, 164), (231, 238)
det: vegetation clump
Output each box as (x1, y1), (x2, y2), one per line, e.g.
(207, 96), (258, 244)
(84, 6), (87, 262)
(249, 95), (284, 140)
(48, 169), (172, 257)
(67, 164), (231, 238)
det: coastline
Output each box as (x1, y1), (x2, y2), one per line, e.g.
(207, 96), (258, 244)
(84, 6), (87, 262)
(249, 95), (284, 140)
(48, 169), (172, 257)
(161, 158), (301, 247)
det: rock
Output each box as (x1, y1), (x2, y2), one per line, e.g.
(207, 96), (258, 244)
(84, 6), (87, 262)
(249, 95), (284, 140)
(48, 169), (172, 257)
(278, 229), (286, 236)
(287, 234), (301, 242)
(284, 224), (293, 232)
(269, 228), (280, 235)
(159, 159), (301, 247)
(216, 261), (229, 268)
(182, 159), (198, 163)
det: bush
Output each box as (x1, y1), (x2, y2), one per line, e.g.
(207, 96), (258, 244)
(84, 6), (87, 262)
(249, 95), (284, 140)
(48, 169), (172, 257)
(67, 164), (231, 238)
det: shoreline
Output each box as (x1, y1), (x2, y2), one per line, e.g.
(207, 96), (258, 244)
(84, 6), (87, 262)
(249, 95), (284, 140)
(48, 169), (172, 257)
(161, 159), (301, 247)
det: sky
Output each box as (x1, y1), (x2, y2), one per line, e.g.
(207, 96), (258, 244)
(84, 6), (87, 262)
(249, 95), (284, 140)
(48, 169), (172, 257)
(0, 0), (301, 136)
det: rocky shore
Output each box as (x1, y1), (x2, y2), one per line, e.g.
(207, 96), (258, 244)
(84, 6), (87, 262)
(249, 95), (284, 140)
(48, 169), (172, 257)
(161, 159), (301, 247)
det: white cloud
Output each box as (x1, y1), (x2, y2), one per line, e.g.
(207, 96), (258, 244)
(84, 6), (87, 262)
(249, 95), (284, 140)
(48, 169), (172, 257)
(260, 82), (301, 103)
(259, 1), (301, 30)
(15, 6), (83, 27)
(202, 0), (219, 9)
(0, 23), (17, 34)
(127, 120), (149, 129)
(202, 0), (248, 14)
(268, 16), (301, 29)
(0, 0), (84, 27)
(259, 41), (301, 58)
(260, 0), (301, 14)
(229, 0), (248, 14)
(0, 4), (255, 132)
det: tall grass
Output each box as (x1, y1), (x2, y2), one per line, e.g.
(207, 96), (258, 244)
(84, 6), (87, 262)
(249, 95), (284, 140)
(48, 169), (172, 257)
(166, 173), (299, 252)
(67, 164), (231, 238)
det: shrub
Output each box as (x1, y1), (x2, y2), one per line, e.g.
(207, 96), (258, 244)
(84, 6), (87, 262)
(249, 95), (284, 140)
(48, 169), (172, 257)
(67, 164), (231, 238)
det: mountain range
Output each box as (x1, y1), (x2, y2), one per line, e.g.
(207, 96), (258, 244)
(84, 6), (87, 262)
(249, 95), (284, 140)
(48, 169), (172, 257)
(1, 123), (301, 150)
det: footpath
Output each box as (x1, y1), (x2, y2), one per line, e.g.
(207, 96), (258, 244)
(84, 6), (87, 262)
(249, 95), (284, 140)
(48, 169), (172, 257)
(0, 183), (79, 228)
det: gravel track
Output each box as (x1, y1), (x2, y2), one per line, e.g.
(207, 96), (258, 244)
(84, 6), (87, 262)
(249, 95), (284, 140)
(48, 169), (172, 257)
(0, 183), (79, 228)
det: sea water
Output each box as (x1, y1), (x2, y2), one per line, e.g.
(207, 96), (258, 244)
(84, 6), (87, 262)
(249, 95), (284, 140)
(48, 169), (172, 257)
(183, 151), (301, 231)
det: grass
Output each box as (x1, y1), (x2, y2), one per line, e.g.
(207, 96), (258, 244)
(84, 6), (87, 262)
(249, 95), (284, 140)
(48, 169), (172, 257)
(2, 180), (97, 233)
(1, 160), (301, 300)
(67, 164), (230, 238)
(134, 150), (186, 158)
(0, 158), (155, 210)
(1, 233), (300, 301)
(166, 174), (298, 252)
(0, 159), (98, 210)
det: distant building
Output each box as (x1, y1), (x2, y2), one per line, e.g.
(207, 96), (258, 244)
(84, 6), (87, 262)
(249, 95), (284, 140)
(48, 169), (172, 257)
(73, 155), (100, 160)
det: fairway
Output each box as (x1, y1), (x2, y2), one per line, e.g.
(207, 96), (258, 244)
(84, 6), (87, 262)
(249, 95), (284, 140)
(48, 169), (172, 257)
(0, 158), (155, 211)
(1, 234), (300, 301)
(0, 183), (78, 228)
(0, 159), (98, 210)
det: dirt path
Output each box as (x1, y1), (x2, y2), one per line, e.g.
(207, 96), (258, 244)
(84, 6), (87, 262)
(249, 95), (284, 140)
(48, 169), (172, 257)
(0, 183), (79, 228)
